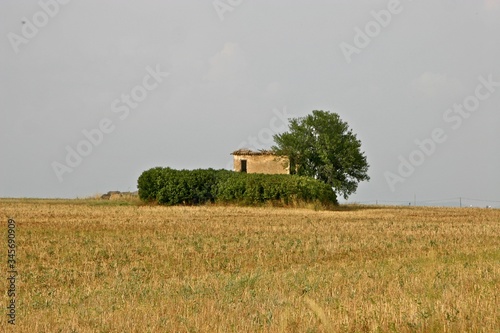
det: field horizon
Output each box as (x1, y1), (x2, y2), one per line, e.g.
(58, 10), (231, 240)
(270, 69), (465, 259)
(1, 198), (499, 332)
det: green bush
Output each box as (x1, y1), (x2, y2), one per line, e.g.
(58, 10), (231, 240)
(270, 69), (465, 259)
(137, 167), (174, 202)
(137, 167), (337, 206)
(216, 172), (338, 206)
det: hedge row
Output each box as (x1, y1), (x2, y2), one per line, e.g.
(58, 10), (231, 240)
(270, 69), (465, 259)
(137, 167), (337, 206)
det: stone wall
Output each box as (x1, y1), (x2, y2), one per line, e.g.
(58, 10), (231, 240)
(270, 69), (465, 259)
(233, 154), (289, 174)
(101, 191), (138, 200)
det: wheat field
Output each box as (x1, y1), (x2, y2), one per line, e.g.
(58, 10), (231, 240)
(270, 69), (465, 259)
(1, 198), (499, 332)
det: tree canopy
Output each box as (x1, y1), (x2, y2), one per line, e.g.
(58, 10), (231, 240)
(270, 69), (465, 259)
(272, 110), (369, 199)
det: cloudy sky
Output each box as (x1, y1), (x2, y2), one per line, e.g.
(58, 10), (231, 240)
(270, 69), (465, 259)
(1, 0), (499, 207)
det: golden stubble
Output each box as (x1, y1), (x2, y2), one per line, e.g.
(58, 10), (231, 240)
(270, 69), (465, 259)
(1, 198), (499, 332)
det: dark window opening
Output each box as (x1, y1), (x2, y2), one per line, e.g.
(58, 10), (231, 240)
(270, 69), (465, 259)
(240, 160), (247, 173)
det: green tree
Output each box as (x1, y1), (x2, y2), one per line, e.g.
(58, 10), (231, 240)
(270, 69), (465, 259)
(272, 110), (369, 199)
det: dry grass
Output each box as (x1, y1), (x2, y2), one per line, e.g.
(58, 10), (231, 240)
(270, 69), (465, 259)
(1, 198), (499, 332)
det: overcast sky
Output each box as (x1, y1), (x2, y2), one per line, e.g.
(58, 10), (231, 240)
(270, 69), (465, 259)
(1, 0), (499, 206)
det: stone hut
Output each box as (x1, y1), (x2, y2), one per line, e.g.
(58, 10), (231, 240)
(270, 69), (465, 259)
(231, 149), (290, 174)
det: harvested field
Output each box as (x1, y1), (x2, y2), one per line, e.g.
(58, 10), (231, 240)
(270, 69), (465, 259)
(1, 198), (499, 332)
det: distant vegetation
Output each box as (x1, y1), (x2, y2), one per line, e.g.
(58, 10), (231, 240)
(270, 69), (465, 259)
(137, 167), (337, 207)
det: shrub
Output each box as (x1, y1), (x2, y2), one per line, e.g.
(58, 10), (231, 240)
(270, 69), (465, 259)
(137, 167), (174, 202)
(137, 167), (337, 207)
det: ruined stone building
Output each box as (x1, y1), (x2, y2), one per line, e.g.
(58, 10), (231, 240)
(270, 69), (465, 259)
(231, 149), (290, 174)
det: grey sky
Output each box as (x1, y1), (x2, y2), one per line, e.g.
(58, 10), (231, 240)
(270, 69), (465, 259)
(1, 0), (499, 206)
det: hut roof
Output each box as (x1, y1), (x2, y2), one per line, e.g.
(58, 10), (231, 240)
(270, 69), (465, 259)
(231, 149), (276, 156)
